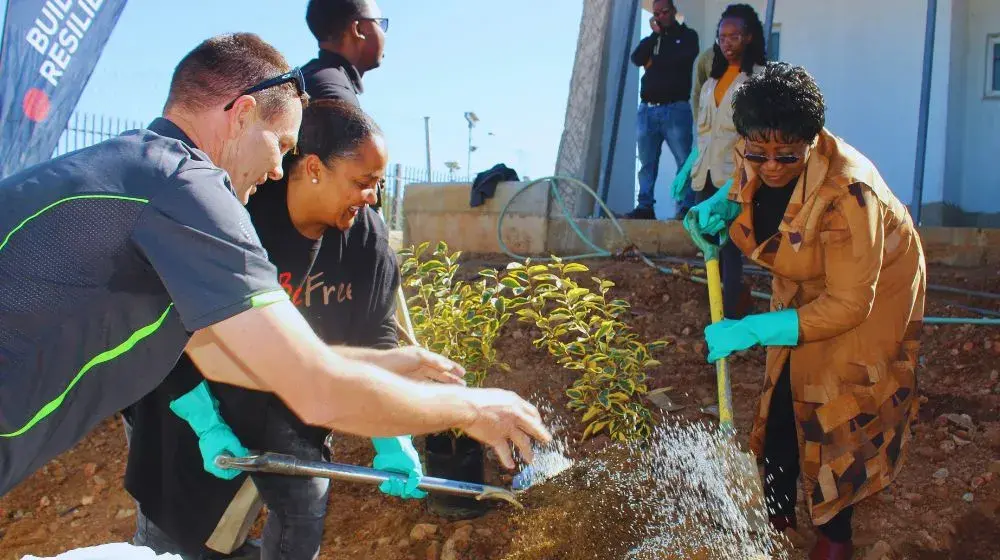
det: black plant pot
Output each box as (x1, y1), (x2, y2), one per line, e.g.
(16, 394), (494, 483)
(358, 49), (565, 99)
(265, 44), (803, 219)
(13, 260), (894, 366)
(423, 432), (491, 519)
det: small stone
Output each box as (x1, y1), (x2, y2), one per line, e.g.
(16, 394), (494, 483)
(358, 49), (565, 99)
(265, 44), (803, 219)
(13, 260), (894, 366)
(377, 537), (392, 547)
(410, 523), (439, 542)
(475, 528), (493, 537)
(944, 413), (975, 431)
(950, 348), (959, 356)
(681, 326), (692, 336)
(114, 508), (135, 520)
(441, 525), (474, 560)
(70, 520), (81, 528)
(991, 370), (999, 382)
(83, 463), (98, 477)
(662, 293), (671, 303)
(934, 468), (950, 479)
(971, 476), (986, 490)
(81, 495), (94, 506)
(511, 330), (523, 340)
(39, 496), (51, 508)
(963, 493), (975, 503)
(904, 493), (924, 504)
(92, 474), (107, 489)
(939, 440), (956, 453)
(864, 540), (893, 560)
(962, 341), (974, 352)
(397, 539), (411, 549)
(47, 522), (59, 533)
(984, 472), (995, 483)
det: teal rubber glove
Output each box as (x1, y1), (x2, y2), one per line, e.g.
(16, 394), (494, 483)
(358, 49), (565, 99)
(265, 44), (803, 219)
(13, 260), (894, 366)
(169, 381), (249, 480)
(683, 177), (740, 240)
(704, 309), (800, 363)
(671, 146), (699, 202)
(372, 436), (427, 499)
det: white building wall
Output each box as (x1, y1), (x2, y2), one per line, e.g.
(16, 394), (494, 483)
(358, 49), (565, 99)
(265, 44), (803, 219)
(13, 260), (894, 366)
(624, 0), (998, 222)
(950, 0), (1000, 220)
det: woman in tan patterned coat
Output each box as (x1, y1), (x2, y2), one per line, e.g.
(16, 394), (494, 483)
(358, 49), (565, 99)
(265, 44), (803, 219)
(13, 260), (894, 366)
(685, 63), (926, 560)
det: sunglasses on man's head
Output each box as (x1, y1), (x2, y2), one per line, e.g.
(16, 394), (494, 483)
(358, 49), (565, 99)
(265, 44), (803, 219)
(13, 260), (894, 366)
(743, 151), (803, 165)
(362, 17), (389, 32)
(223, 68), (306, 111)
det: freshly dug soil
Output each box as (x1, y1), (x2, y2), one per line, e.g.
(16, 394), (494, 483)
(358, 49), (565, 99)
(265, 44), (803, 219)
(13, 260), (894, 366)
(2, 257), (999, 560)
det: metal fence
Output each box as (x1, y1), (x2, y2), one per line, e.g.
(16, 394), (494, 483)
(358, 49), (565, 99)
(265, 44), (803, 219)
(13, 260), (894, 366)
(51, 112), (467, 231)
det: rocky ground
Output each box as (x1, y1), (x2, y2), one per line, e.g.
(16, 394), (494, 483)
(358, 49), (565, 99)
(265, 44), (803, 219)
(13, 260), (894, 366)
(1, 256), (999, 560)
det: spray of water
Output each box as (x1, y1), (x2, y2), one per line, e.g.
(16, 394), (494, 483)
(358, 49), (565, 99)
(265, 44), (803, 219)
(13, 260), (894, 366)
(508, 408), (788, 560)
(622, 421), (785, 559)
(513, 399), (575, 490)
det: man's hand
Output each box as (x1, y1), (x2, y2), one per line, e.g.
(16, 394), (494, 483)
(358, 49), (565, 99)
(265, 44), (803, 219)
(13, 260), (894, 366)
(460, 389), (552, 470)
(353, 346), (467, 385)
(650, 16), (662, 34)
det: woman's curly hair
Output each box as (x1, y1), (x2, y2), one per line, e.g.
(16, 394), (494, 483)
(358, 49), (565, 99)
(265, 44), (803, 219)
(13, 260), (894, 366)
(732, 62), (826, 144)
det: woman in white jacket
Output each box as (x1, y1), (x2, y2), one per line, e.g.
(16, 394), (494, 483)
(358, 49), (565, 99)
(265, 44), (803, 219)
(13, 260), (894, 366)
(689, 3), (767, 318)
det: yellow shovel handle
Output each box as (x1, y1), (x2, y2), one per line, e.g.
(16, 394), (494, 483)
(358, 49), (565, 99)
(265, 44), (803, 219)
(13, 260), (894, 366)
(705, 259), (735, 432)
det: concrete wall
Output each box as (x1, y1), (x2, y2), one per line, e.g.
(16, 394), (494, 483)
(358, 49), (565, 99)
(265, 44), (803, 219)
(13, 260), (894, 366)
(403, 183), (1000, 266)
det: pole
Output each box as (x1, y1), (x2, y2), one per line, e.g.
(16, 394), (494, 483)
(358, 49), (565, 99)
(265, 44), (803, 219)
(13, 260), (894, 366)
(911, 0), (937, 225)
(424, 117), (432, 182)
(467, 123), (473, 181)
(763, 0), (776, 57)
(594, 0), (640, 217)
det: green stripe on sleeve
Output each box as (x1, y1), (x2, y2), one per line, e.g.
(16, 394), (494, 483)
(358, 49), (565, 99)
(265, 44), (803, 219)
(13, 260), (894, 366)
(251, 290), (289, 308)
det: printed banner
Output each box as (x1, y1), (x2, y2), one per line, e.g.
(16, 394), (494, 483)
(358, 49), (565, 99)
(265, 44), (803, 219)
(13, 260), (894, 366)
(0, 0), (127, 178)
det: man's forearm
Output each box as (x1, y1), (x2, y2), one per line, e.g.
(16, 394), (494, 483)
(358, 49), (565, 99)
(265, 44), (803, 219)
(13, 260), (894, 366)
(287, 349), (478, 437)
(187, 301), (477, 438)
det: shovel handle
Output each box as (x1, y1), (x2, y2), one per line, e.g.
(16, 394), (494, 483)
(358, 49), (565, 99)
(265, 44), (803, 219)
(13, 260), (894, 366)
(704, 259), (735, 433)
(215, 453), (522, 508)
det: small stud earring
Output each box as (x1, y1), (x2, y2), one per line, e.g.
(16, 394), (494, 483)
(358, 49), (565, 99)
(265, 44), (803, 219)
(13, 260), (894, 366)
(312, 178), (319, 184)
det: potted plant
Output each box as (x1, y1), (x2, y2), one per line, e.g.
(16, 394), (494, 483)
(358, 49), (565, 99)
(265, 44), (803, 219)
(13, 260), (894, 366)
(399, 242), (524, 519)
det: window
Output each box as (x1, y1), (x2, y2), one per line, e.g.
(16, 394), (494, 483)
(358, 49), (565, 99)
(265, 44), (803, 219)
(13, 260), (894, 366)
(767, 26), (781, 62)
(987, 33), (1000, 98)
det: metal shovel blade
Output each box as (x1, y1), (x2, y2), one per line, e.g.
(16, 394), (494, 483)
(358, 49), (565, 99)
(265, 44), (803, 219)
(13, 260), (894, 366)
(216, 453), (523, 509)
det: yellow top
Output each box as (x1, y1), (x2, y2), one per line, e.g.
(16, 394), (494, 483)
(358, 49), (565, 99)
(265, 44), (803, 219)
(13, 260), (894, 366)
(714, 65), (741, 107)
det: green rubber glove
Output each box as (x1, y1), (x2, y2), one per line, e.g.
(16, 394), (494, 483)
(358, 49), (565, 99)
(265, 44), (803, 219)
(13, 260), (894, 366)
(372, 436), (427, 500)
(169, 381), (248, 480)
(683, 177), (740, 241)
(671, 146), (699, 202)
(704, 309), (800, 363)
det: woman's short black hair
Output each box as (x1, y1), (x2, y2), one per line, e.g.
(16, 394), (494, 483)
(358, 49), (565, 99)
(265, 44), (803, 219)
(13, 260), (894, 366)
(285, 99), (383, 172)
(732, 62), (826, 144)
(709, 4), (767, 79)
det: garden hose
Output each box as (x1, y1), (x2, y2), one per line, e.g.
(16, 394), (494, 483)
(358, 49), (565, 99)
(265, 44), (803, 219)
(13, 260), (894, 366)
(494, 176), (1000, 326)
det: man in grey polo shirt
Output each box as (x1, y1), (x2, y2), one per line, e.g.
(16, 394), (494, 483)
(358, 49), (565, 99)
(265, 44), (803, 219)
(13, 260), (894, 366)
(0, 32), (550, 499)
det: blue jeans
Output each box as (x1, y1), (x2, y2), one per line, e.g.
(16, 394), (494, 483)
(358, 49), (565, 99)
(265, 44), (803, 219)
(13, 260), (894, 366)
(636, 102), (695, 212)
(126, 403), (331, 560)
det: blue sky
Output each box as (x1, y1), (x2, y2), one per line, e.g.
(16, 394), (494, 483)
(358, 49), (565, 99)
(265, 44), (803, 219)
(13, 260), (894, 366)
(2, 0), (585, 179)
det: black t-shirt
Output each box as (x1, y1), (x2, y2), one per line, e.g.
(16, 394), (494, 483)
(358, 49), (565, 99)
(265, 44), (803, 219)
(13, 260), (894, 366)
(631, 23), (700, 104)
(302, 49), (363, 106)
(0, 118), (284, 497)
(123, 178), (400, 554)
(752, 177), (799, 245)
